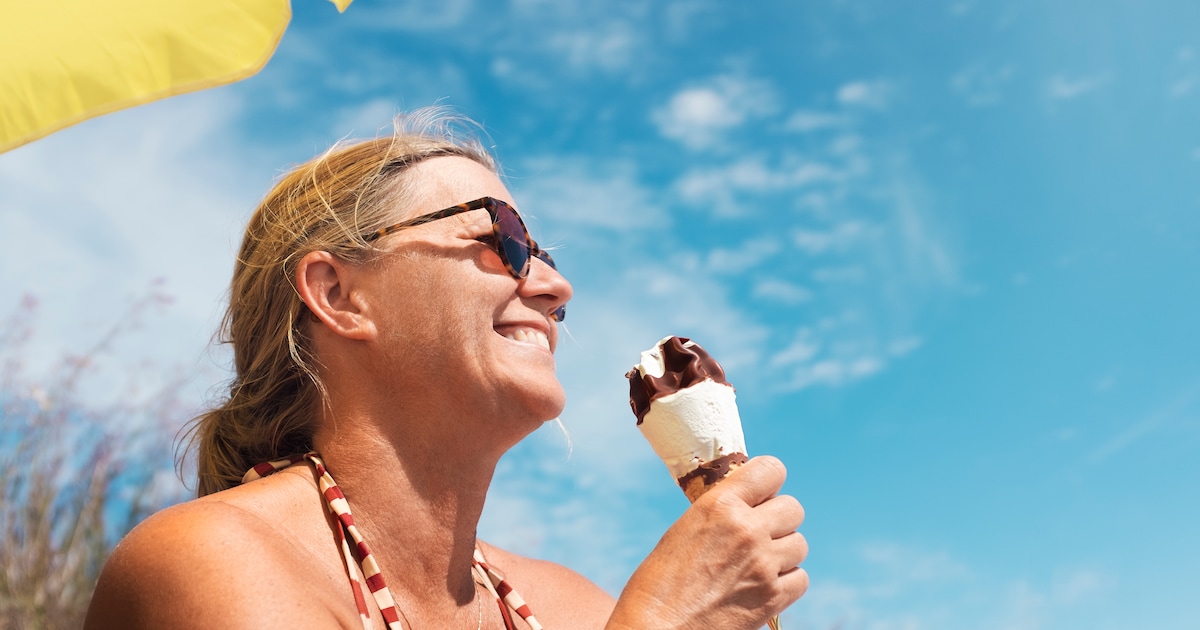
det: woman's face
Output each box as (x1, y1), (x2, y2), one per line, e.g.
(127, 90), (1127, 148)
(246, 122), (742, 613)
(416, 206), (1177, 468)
(357, 156), (573, 434)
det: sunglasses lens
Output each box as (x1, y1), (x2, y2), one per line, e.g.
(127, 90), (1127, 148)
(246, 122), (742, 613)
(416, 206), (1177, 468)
(493, 202), (531, 277)
(491, 200), (564, 322)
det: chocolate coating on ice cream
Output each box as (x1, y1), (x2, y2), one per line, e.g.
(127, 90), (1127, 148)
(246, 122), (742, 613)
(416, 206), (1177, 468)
(676, 452), (749, 489)
(626, 336), (729, 424)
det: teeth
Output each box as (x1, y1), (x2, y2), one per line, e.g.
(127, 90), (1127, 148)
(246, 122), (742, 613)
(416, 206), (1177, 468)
(505, 329), (550, 351)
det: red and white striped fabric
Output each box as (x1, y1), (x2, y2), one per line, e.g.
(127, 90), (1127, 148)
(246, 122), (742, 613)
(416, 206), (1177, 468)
(473, 547), (544, 630)
(243, 452), (544, 630)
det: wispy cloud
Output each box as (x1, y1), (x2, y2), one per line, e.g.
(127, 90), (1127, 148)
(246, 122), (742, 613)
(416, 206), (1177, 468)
(675, 155), (847, 217)
(884, 172), (960, 290)
(887, 335), (923, 357)
(661, 0), (720, 41)
(793, 221), (871, 255)
(1050, 568), (1114, 606)
(1087, 380), (1200, 464)
(495, 3), (662, 79)
(1168, 75), (1197, 97)
(1169, 45), (1197, 97)
(949, 0), (980, 16)
(1045, 73), (1112, 101)
(785, 355), (884, 389)
(996, 580), (1047, 630)
(952, 62), (1017, 106)
(813, 265), (867, 283)
(989, 570), (1115, 630)
(859, 542), (971, 586)
(765, 309), (929, 392)
(796, 539), (1118, 630)
(490, 56), (556, 92)
(644, 73), (956, 394)
(329, 98), (402, 137)
(769, 329), (820, 368)
(653, 74), (779, 150)
(785, 109), (853, 132)
(770, 323), (889, 390)
(545, 24), (639, 73)
(258, 24), (475, 118)
(338, 0), (473, 31)
(512, 156), (667, 232)
(837, 79), (892, 109)
(752, 279), (814, 304)
(704, 236), (783, 274)
(791, 541), (969, 629)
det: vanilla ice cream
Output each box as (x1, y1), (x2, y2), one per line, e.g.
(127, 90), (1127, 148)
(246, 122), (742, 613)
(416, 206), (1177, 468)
(627, 336), (749, 502)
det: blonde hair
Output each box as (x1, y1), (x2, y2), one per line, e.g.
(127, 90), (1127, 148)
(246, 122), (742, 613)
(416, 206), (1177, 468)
(185, 110), (496, 496)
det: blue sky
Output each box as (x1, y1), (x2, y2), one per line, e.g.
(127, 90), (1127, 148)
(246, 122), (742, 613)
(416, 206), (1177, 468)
(3, 1), (1199, 628)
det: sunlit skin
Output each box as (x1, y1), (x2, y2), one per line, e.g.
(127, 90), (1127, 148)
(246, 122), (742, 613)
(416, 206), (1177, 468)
(84, 157), (808, 630)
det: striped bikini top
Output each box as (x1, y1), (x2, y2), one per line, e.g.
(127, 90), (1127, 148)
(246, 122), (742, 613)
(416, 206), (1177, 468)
(243, 453), (544, 630)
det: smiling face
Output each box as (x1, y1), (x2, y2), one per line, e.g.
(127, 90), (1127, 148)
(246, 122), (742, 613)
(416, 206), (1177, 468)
(351, 156), (573, 440)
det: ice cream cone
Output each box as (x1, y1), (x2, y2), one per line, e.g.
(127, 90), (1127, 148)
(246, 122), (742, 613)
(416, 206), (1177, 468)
(627, 335), (782, 630)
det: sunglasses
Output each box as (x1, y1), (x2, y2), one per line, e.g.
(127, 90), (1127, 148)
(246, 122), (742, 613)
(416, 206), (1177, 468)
(363, 196), (565, 321)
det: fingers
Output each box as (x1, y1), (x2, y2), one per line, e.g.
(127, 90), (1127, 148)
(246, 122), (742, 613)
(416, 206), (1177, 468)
(759, 493), (807, 576)
(758, 494), (805, 539)
(773, 530), (809, 576)
(707, 457), (808, 581)
(778, 566), (810, 602)
(625, 456), (809, 630)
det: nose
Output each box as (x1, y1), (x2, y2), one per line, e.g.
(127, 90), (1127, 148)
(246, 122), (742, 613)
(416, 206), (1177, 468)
(522, 254), (572, 322)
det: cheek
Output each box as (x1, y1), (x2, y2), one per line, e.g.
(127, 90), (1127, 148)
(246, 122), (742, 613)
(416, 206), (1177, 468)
(386, 287), (497, 360)
(370, 257), (516, 348)
(477, 247), (509, 276)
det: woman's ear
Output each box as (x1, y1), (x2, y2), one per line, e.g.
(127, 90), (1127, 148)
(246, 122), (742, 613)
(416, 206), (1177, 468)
(295, 251), (376, 341)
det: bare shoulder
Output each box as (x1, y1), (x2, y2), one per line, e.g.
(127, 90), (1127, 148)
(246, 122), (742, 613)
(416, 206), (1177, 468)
(85, 478), (355, 629)
(478, 541), (615, 629)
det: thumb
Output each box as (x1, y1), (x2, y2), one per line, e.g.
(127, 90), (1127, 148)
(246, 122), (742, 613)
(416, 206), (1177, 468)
(707, 455), (787, 508)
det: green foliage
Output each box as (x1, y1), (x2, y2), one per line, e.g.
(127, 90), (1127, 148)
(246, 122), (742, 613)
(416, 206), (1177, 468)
(0, 291), (188, 629)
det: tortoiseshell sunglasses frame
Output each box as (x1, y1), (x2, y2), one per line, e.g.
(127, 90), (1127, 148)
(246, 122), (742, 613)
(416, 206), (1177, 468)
(362, 196), (565, 321)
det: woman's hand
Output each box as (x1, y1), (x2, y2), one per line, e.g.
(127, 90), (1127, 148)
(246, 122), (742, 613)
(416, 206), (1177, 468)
(607, 456), (808, 630)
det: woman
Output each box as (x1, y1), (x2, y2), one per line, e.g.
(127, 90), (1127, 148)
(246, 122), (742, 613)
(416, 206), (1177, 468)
(85, 111), (808, 629)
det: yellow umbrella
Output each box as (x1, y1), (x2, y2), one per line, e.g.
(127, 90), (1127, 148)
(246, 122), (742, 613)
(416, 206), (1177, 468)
(0, 0), (351, 154)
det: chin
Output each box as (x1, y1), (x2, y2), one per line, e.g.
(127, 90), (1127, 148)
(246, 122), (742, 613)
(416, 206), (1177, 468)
(504, 366), (566, 416)
(487, 364), (568, 429)
(491, 389), (567, 453)
(529, 386), (568, 422)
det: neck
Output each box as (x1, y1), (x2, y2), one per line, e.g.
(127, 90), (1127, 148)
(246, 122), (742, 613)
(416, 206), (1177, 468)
(312, 413), (501, 615)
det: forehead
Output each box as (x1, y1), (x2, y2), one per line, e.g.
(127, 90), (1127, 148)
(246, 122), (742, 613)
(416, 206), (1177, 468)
(396, 156), (514, 221)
